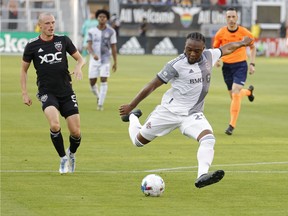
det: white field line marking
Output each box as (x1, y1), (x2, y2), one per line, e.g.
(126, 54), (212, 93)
(145, 161), (288, 172)
(1, 170), (288, 174)
(1, 161), (287, 174)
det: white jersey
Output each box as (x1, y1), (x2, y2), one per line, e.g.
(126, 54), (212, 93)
(87, 25), (117, 64)
(157, 49), (222, 116)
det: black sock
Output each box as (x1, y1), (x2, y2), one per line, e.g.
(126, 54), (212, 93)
(50, 129), (66, 157)
(69, 135), (81, 154)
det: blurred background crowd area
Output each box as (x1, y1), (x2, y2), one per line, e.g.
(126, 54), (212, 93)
(1, 0), (287, 55)
(1, 0), (287, 35)
(120, 0), (238, 6)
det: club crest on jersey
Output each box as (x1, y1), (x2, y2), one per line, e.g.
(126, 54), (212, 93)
(54, 42), (62, 51)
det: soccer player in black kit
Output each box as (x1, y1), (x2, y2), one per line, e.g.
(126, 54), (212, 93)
(20, 12), (85, 174)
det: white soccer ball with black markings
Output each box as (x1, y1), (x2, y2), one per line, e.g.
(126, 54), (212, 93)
(141, 174), (165, 197)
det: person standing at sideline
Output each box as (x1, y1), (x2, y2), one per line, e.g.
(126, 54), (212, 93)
(139, 17), (148, 53)
(20, 12), (85, 174)
(87, 9), (117, 111)
(213, 7), (256, 135)
(251, 19), (261, 39)
(119, 32), (253, 188)
(139, 17), (148, 37)
(81, 12), (98, 58)
(110, 13), (120, 37)
(7, 0), (18, 30)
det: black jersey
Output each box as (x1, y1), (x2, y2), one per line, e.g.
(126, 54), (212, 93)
(23, 34), (77, 96)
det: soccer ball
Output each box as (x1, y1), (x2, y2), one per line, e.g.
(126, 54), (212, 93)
(141, 174), (165, 197)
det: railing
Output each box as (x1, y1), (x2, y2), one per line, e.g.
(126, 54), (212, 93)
(1, 0), (63, 32)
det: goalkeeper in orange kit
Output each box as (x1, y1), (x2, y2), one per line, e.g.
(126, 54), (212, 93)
(213, 7), (256, 135)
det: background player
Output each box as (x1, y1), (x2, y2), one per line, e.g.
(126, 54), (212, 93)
(20, 12), (85, 174)
(81, 12), (98, 59)
(213, 7), (256, 135)
(119, 32), (253, 188)
(87, 9), (117, 111)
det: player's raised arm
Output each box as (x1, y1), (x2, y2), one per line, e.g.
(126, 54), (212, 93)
(220, 36), (253, 56)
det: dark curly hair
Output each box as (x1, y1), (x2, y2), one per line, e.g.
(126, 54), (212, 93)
(95, 9), (110, 20)
(186, 32), (206, 44)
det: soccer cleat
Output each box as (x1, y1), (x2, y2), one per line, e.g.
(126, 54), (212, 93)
(248, 85), (254, 102)
(195, 170), (225, 188)
(225, 124), (234, 135)
(97, 105), (104, 111)
(59, 156), (69, 174)
(66, 148), (76, 173)
(121, 109), (142, 122)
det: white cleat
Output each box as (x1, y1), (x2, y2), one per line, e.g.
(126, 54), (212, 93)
(97, 105), (104, 111)
(59, 156), (69, 174)
(66, 148), (76, 173)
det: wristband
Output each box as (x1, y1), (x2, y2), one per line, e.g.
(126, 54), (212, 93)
(250, 63), (255, 66)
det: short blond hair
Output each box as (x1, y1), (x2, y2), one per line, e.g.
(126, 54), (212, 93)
(38, 12), (55, 23)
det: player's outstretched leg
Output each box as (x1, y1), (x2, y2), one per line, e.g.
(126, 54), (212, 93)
(195, 170), (225, 188)
(121, 109), (142, 122)
(123, 109), (144, 147)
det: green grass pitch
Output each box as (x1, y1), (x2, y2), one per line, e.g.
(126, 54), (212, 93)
(1, 54), (288, 216)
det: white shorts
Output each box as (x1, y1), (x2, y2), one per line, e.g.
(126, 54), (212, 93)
(140, 105), (213, 141)
(88, 60), (110, 79)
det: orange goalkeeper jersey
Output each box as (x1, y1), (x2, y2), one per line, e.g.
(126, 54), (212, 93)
(213, 26), (254, 63)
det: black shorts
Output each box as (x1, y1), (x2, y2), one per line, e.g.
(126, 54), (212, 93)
(37, 92), (79, 118)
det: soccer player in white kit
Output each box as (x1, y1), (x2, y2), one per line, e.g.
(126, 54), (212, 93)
(87, 9), (117, 111)
(119, 32), (252, 188)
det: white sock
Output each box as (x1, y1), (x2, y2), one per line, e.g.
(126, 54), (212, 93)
(98, 82), (108, 106)
(197, 134), (215, 178)
(91, 84), (99, 98)
(128, 114), (142, 145)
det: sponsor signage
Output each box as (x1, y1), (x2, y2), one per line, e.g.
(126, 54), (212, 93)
(119, 4), (242, 31)
(117, 36), (181, 55)
(151, 37), (178, 55)
(0, 32), (39, 53)
(119, 36), (145, 55)
(117, 36), (288, 57)
(2, 32), (287, 57)
(117, 36), (212, 55)
(255, 38), (288, 57)
(0, 32), (67, 54)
